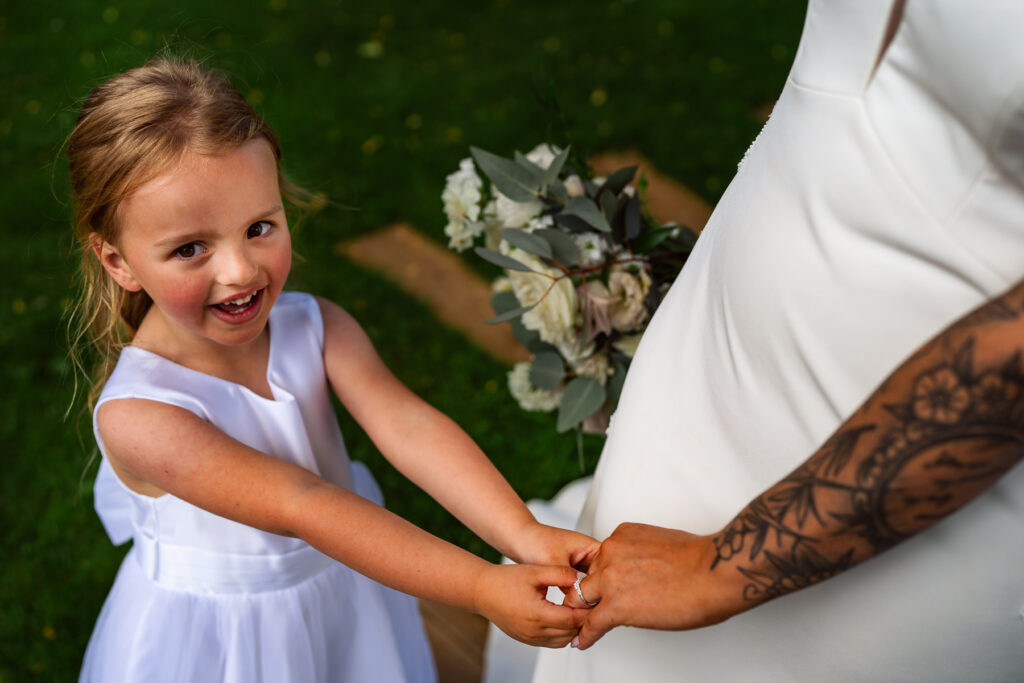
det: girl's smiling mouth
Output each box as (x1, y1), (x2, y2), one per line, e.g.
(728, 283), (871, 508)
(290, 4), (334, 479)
(209, 288), (264, 324)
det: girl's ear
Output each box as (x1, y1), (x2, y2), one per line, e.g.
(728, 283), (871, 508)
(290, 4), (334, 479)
(90, 234), (143, 292)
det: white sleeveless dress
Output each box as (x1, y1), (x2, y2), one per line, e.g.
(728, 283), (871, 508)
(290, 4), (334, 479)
(80, 292), (436, 683)
(531, 1), (1024, 681)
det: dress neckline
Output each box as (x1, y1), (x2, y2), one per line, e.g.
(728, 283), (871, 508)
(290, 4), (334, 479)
(124, 308), (292, 405)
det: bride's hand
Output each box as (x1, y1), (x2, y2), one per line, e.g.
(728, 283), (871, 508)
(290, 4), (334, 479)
(563, 522), (741, 649)
(473, 563), (588, 648)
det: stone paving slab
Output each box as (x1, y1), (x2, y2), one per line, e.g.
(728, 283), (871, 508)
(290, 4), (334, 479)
(334, 223), (530, 365)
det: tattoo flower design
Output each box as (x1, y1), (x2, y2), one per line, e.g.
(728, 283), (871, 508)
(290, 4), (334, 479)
(912, 367), (969, 424)
(971, 372), (1019, 420)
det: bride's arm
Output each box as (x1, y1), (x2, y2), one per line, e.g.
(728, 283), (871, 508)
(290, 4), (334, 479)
(567, 274), (1024, 648)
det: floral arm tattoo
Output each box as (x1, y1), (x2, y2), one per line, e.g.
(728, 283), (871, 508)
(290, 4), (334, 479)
(710, 279), (1024, 605)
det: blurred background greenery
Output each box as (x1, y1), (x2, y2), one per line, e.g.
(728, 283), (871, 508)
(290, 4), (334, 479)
(1, 0), (805, 679)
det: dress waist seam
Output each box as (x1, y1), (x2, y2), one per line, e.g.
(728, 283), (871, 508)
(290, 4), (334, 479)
(131, 536), (334, 595)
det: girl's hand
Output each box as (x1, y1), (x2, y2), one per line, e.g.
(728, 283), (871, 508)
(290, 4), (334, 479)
(510, 523), (600, 573)
(473, 563), (588, 648)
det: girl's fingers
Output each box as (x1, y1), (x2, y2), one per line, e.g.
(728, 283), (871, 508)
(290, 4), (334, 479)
(532, 564), (579, 590)
(533, 600), (580, 630)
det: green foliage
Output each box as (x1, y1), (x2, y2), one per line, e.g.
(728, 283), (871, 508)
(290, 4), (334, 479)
(0, 0), (804, 679)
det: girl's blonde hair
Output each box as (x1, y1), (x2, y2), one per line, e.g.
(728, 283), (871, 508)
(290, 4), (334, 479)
(67, 58), (303, 410)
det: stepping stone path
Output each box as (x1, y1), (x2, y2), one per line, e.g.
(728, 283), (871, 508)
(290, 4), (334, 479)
(335, 152), (712, 682)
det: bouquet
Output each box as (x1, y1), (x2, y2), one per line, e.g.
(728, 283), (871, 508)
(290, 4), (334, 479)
(441, 143), (695, 446)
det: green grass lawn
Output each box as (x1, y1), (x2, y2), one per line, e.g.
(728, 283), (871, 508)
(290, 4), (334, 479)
(1, 1), (804, 678)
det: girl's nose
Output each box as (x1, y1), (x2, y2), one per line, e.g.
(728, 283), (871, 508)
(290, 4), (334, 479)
(217, 246), (259, 287)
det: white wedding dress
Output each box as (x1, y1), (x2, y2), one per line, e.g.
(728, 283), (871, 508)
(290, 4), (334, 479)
(522, 1), (1024, 680)
(80, 292), (436, 682)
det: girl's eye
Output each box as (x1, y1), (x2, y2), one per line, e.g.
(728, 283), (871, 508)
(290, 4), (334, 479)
(247, 221), (272, 239)
(173, 242), (206, 260)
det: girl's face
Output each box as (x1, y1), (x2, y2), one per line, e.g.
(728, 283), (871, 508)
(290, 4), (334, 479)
(96, 139), (292, 354)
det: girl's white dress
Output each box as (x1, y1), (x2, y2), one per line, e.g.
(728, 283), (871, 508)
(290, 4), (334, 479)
(80, 291), (436, 683)
(527, 1), (1024, 681)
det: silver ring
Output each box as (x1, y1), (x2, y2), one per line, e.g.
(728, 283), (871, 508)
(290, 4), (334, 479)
(574, 576), (598, 607)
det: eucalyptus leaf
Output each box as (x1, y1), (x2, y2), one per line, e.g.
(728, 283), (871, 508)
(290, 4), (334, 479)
(535, 228), (581, 266)
(470, 146), (540, 202)
(491, 290), (521, 315)
(599, 191), (624, 223)
(513, 151), (547, 185)
(554, 212), (594, 234)
(501, 228), (553, 259)
(529, 351), (565, 390)
(607, 354), (630, 403)
(563, 196), (611, 233)
(474, 246), (535, 272)
(630, 226), (676, 253)
(486, 303), (537, 325)
(624, 194), (642, 241)
(509, 315), (552, 352)
(556, 376), (606, 432)
(542, 146), (571, 191)
(547, 178), (569, 203)
(601, 165), (638, 196)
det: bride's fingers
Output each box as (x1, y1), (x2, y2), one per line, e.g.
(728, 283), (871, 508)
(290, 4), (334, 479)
(563, 574), (601, 609)
(574, 605), (615, 650)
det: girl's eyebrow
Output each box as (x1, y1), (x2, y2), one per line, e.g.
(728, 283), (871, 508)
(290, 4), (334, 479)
(153, 204), (284, 248)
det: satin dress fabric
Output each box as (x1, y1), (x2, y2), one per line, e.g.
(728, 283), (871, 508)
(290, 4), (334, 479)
(532, 1), (1024, 680)
(80, 292), (436, 683)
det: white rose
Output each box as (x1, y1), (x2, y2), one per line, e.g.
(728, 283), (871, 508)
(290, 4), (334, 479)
(441, 158), (484, 251)
(442, 158), (482, 221)
(608, 267), (651, 332)
(507, 362), (562, 412)
(494, 190), (542, 228)
(507, 249), (579, 346)
(444, 219), (483, 252)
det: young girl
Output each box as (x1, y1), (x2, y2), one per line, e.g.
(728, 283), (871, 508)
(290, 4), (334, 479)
(68, 58), (597, 683)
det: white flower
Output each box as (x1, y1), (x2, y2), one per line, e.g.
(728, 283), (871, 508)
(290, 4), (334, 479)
(526, 215), (554, 233)
(608, 266), (652, 332)
(574, 232), (607, 265)
(525, 143), (561, 169)
(564, 175), (585, 198)
(442, 158), (484, 251)
(494, 190), (542, 228)
(444, 219), (483, 251)
(492, 276), (512, 293)
(612, 332), (643, 358)
(506, 248), (579, 346)
(508, 362), (562, 412)
(559, 341), (612, 385)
